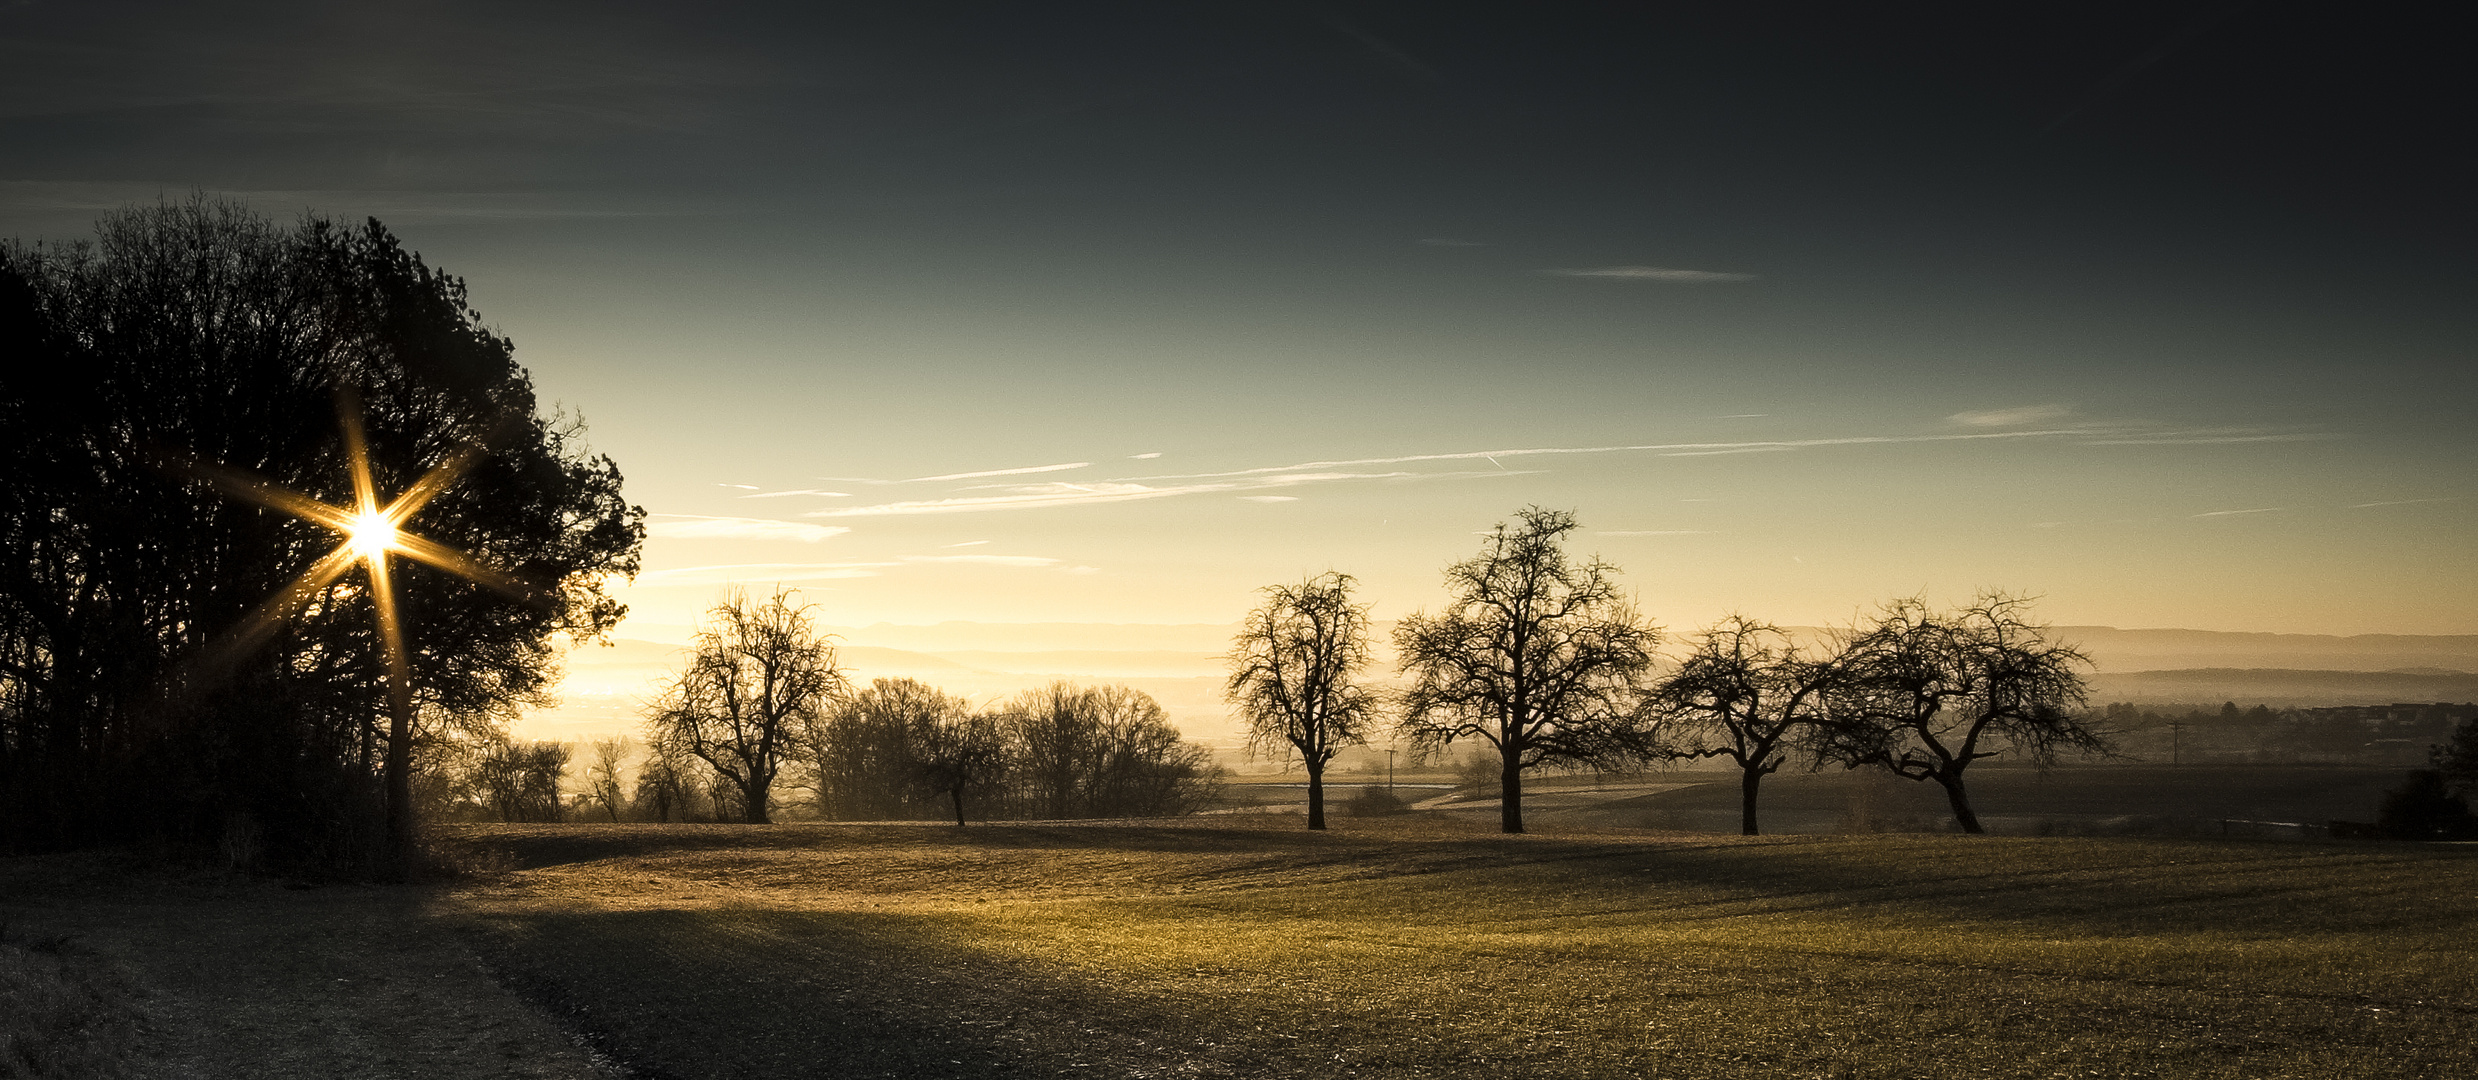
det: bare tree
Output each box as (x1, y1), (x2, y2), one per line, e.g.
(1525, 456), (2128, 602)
(1393, 507), (1660, 833)
(644, 588), (845, 824)
(630, 735), (703, 822)
(1814, 593), (2104, 833)
(582, 736), (632, 822)
(808, 677), (961, 820)
(999, 682), (1212, 819)
(467, 737), (570, 822)
(913, 708), (1009, 826)
(1226, 572), (1379, 829)
(1648, 617), (1836, 835)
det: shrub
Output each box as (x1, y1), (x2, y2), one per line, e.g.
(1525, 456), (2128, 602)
(2377, 769), (2478, 840)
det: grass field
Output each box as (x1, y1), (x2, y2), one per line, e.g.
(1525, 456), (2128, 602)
(427, 819), (2477, 1080)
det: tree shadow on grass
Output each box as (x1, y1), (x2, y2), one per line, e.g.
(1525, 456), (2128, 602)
(459, 904), (1270, 1080)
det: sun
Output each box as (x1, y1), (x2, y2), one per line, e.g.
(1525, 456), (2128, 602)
(347, 507), (397, 560)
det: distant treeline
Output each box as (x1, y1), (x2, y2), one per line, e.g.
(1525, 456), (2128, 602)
(2098, 702), (2476, 767)
(420, 678), (1215, 825)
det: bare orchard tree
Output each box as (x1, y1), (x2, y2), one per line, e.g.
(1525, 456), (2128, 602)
(1648, 617), (1838, 836)
(1394, 507), (1660, 834)
(912, 707), (1010, 826)
(809, 678), (941, 820)
(631, 734), (704, 822)
(1000, 683), (1213, 819)
(1226, 572), (1380, 829)
(466, 737), (570, 823)
(1814, 593), (2105, 833)
(582, 736), (632, 822)
(644, 587), (845, 824)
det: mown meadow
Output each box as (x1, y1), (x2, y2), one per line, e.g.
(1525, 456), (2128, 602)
(431, 818), (2476, 1079)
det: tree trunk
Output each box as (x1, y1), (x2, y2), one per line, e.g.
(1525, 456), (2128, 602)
(1739, 767), (1763, 836)
(382, 681), (415, 880)
(1937, 773), (1983, 834)
(1500, 754), (1525, 834)
(744, 773), (772, 824)
(950, 787), (967, 827)
(1305, 759), (1327, 830)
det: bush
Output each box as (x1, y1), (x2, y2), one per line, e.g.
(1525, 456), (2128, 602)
(1344, 785), (1410, 817)
(2377, 769), (2478, 840)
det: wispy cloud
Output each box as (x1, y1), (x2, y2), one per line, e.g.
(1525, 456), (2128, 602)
(807, 471), (1445, 518)
(1950, 404), (2073, 428)
(740, 488), (852, 499)
(900, 554), (1064, 567)
(791, 422), (2323, 520)
(2351, 497), (2459, 508)
(1541, 265), (1756, 283)
(1658, 446), (1792, 458)
(942, 539), (991, 547)
(1240, 495), (1299, 503)
(646, 515), (852, 543)
(1599, 530), (1713, 536)
(1131, 452), (1162, 459)
(2193, 508), (2281, 518)
(2085, 431), (2337, 445)
(717, 483), (758, 490)
(634, 562), (892, 585)
(904, 462), (1090, 483)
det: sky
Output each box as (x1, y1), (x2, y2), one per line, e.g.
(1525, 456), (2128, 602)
(4, 1), (2473, 640)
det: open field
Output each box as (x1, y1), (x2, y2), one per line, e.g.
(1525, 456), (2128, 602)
(7, 819), (2474, 1078)
(1218, 765), (2410, 838)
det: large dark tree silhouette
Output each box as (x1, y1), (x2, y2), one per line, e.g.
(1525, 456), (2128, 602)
(0, 199), (643, 867)
(1393, 507), (1659, 834)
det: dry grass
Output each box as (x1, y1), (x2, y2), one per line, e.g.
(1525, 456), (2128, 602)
(0, 852), (596, 1080)
(0, 920), (143, 1080)
(435, 818), (2478, 1079)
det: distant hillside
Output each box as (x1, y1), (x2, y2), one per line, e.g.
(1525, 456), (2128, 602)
(1773, 626), (2478, 673)
(824, 622), (1239, 654)
(2051, 627), (2478, 673)
(527, 627), (2478, 741)
(2088, 667), (2478, 706)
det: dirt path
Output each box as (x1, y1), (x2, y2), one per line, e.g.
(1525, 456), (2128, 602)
(1, 854), (601, 1079)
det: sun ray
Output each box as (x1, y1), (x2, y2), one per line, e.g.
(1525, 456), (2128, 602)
(380, 443), (491, 525)
(176, 456), (360, 534)
(193, 544), (364, 674)
(389, 531), (541, 602)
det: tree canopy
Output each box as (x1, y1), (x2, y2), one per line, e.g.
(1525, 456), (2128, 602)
(1393, 507), (1659, 834)
(0, 199), (643, 867)
(1226, 572), (1378, 830)
(646, 587), (845, 824)
(1648, 617), (1836, 836)
(1814, 594), (2103, 833)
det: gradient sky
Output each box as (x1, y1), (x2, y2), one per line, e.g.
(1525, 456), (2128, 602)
(6, 2), (2472, 638)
